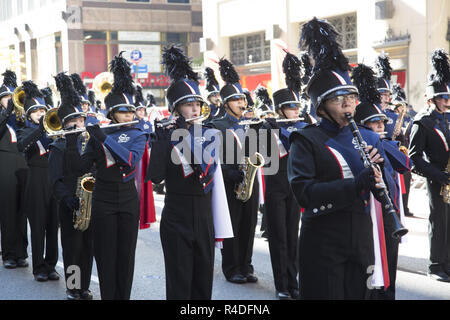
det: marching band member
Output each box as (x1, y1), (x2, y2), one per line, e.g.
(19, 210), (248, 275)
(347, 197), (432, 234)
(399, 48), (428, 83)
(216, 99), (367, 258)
(146, 45), (232, 299)
(204, 67), (225, 123)
(288, 18), (390, 299)
(210, 58), (260, 284)
(391, 84), (414, 217)
(0, 70), (29, 269)
(71, 73), (100, 125)
(68, 52), (148, 300)
(260, 50), (312, 300)
(352, 63), (412, 300)
(409, 49), (450, 282)
(16, 81), (59, 282)
(48, 72), (94, 300)
(375, 53), (398, 140)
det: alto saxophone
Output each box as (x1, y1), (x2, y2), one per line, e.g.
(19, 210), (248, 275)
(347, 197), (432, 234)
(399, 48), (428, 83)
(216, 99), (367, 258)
(440, 158), (450, 204)
(73, 132), (95, 231)
(235, 152), (265, 202)
(391, 102), (406, 140)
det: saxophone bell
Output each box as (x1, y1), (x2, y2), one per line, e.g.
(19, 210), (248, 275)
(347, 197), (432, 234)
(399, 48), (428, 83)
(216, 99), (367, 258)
(235, 152), (265, 202)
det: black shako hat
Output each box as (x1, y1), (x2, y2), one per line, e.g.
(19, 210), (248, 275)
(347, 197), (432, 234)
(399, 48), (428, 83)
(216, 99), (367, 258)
(162, 45), (204, 113)
(426, 49), (450, 100)
(218, 58), (246, 104)
(299, 17), (358, 110)
(0, 70), (17, 98)
(54, 72), (85, 125)
(375, 52), (393, 94)
(352, 63), (387, 125)
(22, 80), (48, 117)
(104, 51), (136, 119)
(273, 50), (303, 111)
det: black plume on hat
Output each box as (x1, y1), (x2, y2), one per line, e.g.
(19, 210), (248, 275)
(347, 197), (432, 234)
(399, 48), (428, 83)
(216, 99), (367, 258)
(243, 89), (254, 107)
(204, 67), (220, 92)
(70, 73), (87, 96)
(2, 70), (17, 88)
(219, 58), (240, 84)
(300, 17), (351, 73)
(22, 80), (43, 100)
(88, 90), (96, 106)
(135, 85), (145, 107)
(300, 51), (313, 85)
(41, 87), (54, 107)
(375, 52), (392, 81)
(351, 64), (380, 104)
(392, 83), (406, 102)
(109, 51), (135, 96)
(255, 85), (272, 106)
(429, 49), (450, 84)
(54, 72), (82, 109)
(282, 50), (302, 92)
(162, 45), (199, 83)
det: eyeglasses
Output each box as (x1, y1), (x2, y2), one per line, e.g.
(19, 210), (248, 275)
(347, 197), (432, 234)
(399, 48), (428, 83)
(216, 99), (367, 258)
(326, 94), (358, 105)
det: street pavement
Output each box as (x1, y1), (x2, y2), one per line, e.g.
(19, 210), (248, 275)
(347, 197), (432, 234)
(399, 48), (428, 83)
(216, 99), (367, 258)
(1, 174), (450, 300)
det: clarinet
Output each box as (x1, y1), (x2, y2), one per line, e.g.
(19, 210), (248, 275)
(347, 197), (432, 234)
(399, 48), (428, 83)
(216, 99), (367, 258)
(345, 112), (408, 239)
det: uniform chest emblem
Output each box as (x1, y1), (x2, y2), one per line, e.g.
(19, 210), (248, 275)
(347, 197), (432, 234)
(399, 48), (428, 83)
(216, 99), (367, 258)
(286, 126), (297, 133)
(143, 124), (150, 130)
(387, 118), (394, 125)
(194, 136), (206, 145)
(118, 133), (130, 143)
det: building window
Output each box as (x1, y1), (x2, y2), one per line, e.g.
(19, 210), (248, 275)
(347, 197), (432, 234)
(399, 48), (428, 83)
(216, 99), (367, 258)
(230, 32), (270, 66)
(327, 13), (357, 50)
(167, 0), (190, 3)
(126, 0), (150, 2)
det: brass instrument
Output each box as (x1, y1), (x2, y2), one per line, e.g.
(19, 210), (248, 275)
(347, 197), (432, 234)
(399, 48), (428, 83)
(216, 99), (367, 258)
(391, 102), (406, 140)
(12, 86), (26, 122)
(440, 158), (450, 204)
(235, 152), (265, 202)
(47, 120), (139, 137)
(92, 72), (114, 101)
(42, 107), (62, 135)
(73, 132), (94, 231)
(156, 104), (211, 128)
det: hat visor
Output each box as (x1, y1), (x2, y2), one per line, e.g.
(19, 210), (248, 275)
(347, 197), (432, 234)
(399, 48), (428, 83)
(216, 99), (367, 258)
(62, 112), (86, 126)
(435, 94), (450, 100)
(280, 102), (302, 109)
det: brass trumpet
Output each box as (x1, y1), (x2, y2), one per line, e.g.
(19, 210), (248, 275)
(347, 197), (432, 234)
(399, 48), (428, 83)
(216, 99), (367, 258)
(12, 86), (26, 123)
(43, 107), (63, 135)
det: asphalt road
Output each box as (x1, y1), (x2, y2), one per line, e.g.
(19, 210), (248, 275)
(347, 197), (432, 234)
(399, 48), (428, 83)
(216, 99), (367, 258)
(1, 174), (449, 300)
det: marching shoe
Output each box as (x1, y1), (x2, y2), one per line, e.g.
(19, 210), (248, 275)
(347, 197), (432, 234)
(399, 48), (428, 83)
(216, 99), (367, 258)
(428, 270), (450, 282)
(226, 274), (247, 284)
(34, 273), (49, 282)
(80, 290), (93, 300)
(289, 288), (300, 300)
(3, 260), (17, 269)
(66, 290), (81, 300)
(16, 258), (29, 268)
(48, 271), (60, 281)
(245, 273), (258, 283)
(276, 291), (291, 300)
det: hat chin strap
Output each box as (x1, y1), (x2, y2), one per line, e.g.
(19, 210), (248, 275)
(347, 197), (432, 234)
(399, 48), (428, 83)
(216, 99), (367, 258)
(225, 103), (241, 119)
(320, 104), (341, 127)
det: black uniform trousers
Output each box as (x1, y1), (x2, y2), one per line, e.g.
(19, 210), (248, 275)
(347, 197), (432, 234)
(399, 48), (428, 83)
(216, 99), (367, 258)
(427, 179), (450, 272)
(221, 180), (259, 279)
(25, 166), (58, 274)
(91, 179), (139, 300)
(160, 193), (215, 300)
(298, 208), (374, 300)
(265, 180), (300, 293)
(402, 171), (412, 215)
(59, 202), (93, 291)
(0, 151), (28, 262)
